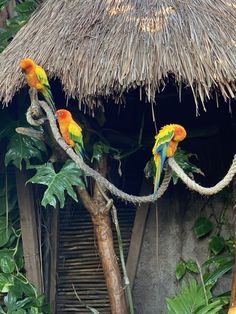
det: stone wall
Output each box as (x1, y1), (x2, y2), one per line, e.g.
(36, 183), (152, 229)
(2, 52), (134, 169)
(133, 186), (233, 314)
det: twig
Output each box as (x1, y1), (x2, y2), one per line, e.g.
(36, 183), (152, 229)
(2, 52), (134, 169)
(72, 283), (99, 314)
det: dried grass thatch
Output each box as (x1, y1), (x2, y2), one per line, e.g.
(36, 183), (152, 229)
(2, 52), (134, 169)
(0, 0), (236, 108)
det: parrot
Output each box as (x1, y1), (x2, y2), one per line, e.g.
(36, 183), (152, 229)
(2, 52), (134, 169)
(19, 58), (56, 112)
(152, 124), (187, 195)
(56, 109), (87, 158)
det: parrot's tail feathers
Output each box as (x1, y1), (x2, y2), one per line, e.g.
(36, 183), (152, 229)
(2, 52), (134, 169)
(42, 87), (56, 112)
(75, 145), (89, 161)
(153, 154), (162, 195)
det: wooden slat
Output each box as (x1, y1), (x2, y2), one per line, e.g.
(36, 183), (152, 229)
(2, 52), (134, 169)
(126, 180), (152, 290)
(15, 169), (43, 293)
(56, 204), (135, 313)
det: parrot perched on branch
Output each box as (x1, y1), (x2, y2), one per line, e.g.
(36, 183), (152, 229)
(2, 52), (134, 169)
(152, 124), (187, 195)
(56, 109), (87, 159)
(19, 58), (56, 112)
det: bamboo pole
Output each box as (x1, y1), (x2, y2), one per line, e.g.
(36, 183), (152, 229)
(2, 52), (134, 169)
(228, 176), (236, 314)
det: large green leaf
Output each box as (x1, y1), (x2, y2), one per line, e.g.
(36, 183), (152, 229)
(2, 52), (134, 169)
(5, 134), (46, 170)
(193, 217), (213, 239)
(28, 160), (85, 208)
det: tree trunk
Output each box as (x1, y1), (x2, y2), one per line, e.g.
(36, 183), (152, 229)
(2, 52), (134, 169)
(77, 157), (128, 314)
(229, 176), (236, 314)
(92, 210), (128, 314)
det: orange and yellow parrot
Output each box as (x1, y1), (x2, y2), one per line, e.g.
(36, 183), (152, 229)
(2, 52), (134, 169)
(19, 58), (56, 112)
(152, 124), (187, 195)
(56, 109), (86, 158)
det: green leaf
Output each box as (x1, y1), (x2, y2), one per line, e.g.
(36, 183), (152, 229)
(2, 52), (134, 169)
(209, 235), (225, 255)
(16, 297), (32, 308)
(92, 142), (111, 162)
(28, 160), (85, 208)
(171, 148), (204, 184)
(15, 1), (37, 14)
(28, 308), (39, 314)
(0, 273), (14, 293)
(0, 0), (8, 11)
(144, 158), (155, 179)
(193, 217), (213, 239)
(0, 255), (15, 273)
(186, 259), (199, 274)
(5, 134), (46, 170)
(203, 254), (234, 268)
(167, 279), (212, 314)
(175, 261), (186, 280)
(204, 260), (234, 286)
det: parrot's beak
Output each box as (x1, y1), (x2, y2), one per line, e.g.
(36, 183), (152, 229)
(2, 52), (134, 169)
(54, 114), (58, 120)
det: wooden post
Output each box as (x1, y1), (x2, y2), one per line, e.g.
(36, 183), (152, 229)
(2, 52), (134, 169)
(15, 169), (43, 293)
(126, 180), (151, 290)
(229, 176), (236, 314)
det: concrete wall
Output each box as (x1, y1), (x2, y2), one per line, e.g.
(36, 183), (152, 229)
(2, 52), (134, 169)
(133, 187), (233, 314)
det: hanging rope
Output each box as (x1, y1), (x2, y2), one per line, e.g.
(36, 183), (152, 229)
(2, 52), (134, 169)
(168, 156), (236, 195)
(26, 89), (236, 204)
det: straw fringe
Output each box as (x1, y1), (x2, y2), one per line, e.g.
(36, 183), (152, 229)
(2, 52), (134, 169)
(0, 0), (235, 107)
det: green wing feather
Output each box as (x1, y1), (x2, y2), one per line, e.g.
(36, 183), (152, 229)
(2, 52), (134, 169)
(68, 123), (85, 158)
(35, 66), (56, 111)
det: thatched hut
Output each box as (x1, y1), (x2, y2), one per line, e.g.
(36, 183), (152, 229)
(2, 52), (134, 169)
(0, 0), (236, 313)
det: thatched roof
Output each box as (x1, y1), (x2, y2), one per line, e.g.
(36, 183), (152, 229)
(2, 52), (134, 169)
(0, 0), (236, 108)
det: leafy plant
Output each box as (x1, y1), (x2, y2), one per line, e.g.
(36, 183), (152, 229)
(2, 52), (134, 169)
(28, 160), (85, 208)
(172, 197), (233, 313)
(167, 278), (228, 314)
(0, 0), (39, 52)
(0, 173), (51, 313)
(144, 148), (204, 185)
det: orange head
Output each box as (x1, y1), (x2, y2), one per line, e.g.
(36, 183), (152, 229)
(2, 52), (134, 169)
(19, 58), (35, 73)
(173, 124), (187, 142)
(56, 109), (72, 123)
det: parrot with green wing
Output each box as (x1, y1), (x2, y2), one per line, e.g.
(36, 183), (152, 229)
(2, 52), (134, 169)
(56, 109), (87, 159)
(19, 58), (56, 112)
(152, 124), (187, 195)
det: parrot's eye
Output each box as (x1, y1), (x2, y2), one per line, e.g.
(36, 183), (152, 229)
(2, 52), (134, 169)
(59, 112), (63, 116)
